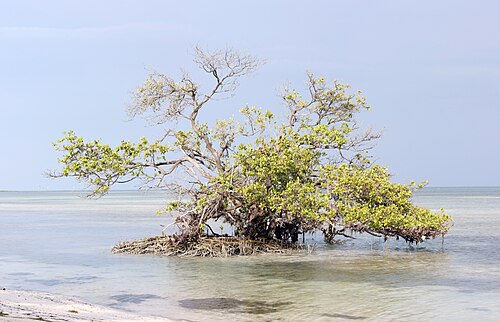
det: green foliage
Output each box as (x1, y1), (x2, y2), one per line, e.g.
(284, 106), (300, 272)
(234, 134), (326, 227)
(322, 164), (451, 241)
(52, 48), (451, 244)
(53, 130), (172, 195)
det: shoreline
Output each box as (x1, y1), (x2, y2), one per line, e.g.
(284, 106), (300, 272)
(0, 289), (174, 322)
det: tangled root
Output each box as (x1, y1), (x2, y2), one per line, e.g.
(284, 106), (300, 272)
(112, 235), (304, 257)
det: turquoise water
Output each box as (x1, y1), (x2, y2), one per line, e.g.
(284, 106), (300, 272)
(1, 188), (499, 321)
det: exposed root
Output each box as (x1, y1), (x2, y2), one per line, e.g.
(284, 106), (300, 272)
(112, 236), (304, 257)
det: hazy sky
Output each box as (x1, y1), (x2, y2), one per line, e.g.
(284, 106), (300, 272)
(1, 0), (499, 190)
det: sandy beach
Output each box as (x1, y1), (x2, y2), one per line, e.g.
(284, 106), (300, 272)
(0, 289), (173, 322)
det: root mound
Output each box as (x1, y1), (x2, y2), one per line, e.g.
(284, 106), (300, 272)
(112, 235), (303, 257)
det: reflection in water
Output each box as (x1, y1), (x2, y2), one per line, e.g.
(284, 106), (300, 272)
(178, 297), (292, 314)
(23, 275), (97, 287)
(7, 272), (34, 276)
(110, 293), (163, 304)
(322, 313), (367, 320)
(0, 188), (499, 321)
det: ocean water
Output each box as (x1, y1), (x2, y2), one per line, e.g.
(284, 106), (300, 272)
(0, 188), (499, 321)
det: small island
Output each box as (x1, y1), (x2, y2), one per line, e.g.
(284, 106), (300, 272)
(51, 48), (451, 256)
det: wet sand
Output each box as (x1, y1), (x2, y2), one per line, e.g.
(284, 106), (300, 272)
(0, 289), (173, 322)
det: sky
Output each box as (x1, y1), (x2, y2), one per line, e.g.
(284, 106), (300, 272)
(1, 0), (499, 190)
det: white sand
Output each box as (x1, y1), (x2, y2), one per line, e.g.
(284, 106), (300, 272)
(0, 289), (174, 322)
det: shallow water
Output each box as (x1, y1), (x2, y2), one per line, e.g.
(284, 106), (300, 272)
(1, 188), (499, 321)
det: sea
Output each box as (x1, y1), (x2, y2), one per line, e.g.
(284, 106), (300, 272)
(0, 187), (499, 321)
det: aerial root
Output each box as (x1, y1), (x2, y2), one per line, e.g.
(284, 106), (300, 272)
(112, 235), (304, 257)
